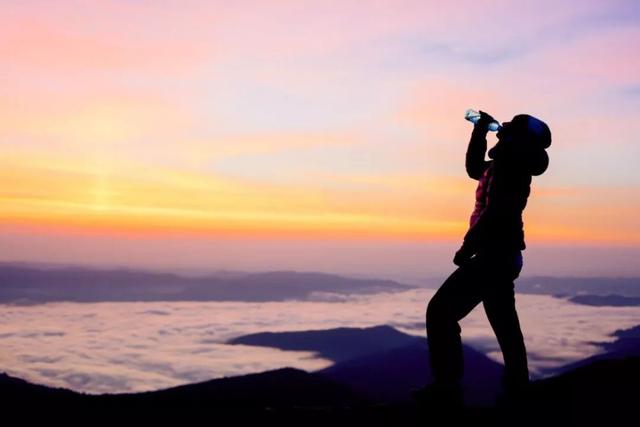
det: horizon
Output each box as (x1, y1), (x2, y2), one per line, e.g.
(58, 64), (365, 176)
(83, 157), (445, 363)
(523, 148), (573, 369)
(3, 245), (640, 288)
(3, 240), (640, 281)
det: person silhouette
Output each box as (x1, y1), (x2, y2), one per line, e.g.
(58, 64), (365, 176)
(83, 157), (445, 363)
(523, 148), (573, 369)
(414, 111), (551, 406)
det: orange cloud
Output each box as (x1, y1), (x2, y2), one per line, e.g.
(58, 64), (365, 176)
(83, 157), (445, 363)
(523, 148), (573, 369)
(0, 149), (471, 241)
(2, 147), (638, 245)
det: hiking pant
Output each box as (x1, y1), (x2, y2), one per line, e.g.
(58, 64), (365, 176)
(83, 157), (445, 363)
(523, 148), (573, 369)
(426, 249), (529, 389)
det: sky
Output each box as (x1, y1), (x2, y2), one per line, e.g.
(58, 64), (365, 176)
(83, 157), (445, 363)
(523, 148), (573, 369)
(1, 0), (640, 278)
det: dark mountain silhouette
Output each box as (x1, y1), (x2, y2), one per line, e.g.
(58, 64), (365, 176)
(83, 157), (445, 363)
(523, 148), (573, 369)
(229, 325), (504, 405)
(565, 294), (640, 307)
(320, 341), (503, 406)
(1, 356), (638, 426)
(599, 324), (640, 354)
(98, 367), (362, 408)
(0, 370), (84, 405)
(229, 325), (417, 362)
(0, 263), (412, 303)
(0, 368), (364, 425)
(527, 357), (639, 426)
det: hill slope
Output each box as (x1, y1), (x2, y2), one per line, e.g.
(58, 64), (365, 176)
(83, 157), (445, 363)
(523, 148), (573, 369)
(1, 357), (638, 426)
(229, 325), (504, 405)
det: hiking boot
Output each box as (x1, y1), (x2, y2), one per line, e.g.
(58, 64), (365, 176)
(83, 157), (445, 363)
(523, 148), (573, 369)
(411, 383), (464, 409)
(497, 379), (530, 409)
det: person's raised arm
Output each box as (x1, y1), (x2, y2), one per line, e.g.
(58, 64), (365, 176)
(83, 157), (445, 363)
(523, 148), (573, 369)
(465, 111), (494, 180)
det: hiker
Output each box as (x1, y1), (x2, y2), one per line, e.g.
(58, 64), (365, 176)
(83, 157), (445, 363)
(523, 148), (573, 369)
(416, 111), (551, 405)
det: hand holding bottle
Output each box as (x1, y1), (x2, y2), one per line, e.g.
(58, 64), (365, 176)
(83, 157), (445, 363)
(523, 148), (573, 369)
(465, 109), (501, 132)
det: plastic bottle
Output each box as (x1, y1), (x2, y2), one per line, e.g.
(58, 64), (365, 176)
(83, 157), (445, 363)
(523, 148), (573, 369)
(464, 109), (501, 132)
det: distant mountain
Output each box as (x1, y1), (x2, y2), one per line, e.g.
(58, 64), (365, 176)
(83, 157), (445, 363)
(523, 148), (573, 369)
(517, 276), (640, 297)
(543, 324), (640, 375)
(229, 325), (417, 363)
(229, 325), (504, 405)
(0, 263), (413, 304)
(599, 325), (640, 354)
(322, 340), (503, 406)
(564, 294), (640, 307)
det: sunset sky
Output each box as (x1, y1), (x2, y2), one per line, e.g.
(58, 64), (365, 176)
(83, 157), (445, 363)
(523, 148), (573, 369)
(2, 0), (640, 278)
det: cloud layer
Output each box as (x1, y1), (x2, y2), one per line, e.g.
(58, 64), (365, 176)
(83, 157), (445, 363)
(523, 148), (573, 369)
(0, 289), (637, 394)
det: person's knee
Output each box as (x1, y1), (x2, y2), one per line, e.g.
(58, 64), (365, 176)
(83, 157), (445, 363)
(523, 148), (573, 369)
(427, 298), (454, 333)
(426, 298), (440, 326)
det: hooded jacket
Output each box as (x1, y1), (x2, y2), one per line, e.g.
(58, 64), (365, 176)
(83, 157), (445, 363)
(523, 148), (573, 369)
(461, 119), (549, 254)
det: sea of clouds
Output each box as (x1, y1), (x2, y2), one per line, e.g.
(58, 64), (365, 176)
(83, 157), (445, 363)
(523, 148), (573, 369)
(0, 288), (638, 394)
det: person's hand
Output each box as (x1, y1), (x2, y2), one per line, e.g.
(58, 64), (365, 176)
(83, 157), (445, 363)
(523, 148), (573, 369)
(475, 110), (496, 132)
(453, 247), (474, 267)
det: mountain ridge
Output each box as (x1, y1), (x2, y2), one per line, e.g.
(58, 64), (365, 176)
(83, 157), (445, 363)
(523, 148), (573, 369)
(0, 264), (413, 303)
(1, 356), (637, 426)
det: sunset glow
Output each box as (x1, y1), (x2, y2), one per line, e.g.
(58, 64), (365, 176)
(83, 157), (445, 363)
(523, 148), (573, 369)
(2, 1), (640, 275)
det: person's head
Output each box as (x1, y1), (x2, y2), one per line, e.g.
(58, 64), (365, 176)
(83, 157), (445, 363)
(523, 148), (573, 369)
(490, 114), (551, 176)
(498, 114), (551, 148)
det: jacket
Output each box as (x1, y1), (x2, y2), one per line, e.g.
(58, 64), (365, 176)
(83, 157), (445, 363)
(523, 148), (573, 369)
(460, 126), (532, 254)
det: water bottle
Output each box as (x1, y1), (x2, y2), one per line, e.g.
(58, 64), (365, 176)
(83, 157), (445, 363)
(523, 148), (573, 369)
(465, 109), (501, 132)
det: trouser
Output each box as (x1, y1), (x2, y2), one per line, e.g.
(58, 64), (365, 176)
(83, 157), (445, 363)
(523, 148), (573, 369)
(426, 249), (528, 389)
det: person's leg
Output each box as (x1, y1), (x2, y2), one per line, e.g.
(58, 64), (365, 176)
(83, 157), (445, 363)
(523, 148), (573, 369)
(482, 252), (529, 390)
(426, 256), (487, 386)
